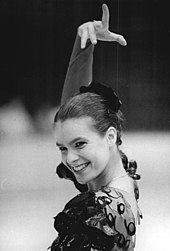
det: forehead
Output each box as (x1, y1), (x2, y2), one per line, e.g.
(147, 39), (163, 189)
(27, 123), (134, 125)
(54, 117), (97, 143)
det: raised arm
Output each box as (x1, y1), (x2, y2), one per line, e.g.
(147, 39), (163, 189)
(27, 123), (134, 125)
(61, 4), (127, 105)
(61, 35), (94, 105)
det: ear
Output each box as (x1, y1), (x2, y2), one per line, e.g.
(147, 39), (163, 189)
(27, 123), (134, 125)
(106, 127), (117, 146)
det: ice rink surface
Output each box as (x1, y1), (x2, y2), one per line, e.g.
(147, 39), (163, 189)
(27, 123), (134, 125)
(0, 128), (170, 251)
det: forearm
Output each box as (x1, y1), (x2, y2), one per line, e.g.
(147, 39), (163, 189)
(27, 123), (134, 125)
(61, 35), (94, 105)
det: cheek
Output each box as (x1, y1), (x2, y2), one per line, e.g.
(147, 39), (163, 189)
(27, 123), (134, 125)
(60, 153), (67, 166)
(61, 153), (66, 163)
(61, 156), (73, 173)
(92, 145), (110, 165)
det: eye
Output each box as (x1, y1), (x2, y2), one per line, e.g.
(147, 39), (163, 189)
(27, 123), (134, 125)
(75, 141), (86, 149)
(59, 146), (67, 152)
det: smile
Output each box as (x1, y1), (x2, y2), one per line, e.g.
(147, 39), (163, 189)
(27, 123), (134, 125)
(71, 162), (90, 173)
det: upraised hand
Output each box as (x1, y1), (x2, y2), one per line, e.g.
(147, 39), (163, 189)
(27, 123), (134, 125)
(78, 4), (127, 49)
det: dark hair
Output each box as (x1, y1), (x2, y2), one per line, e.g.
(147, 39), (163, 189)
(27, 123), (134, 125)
(54, 86), (140, 198)
(54, 92), (124, 146)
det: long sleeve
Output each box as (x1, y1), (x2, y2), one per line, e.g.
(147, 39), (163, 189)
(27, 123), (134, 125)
(61, 35), (95, 105)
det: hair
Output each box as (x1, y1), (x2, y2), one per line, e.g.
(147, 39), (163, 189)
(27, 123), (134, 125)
(54, 88), (140, 199)
(54, 92), (124, 146)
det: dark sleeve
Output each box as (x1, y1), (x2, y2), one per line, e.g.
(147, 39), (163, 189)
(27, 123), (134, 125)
(61, 35), (95, 105)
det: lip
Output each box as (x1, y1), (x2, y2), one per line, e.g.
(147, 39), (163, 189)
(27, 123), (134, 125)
(70, 162), (90, 173)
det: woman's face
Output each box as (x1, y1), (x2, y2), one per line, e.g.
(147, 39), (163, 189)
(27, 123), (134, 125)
(55, 117), (115, 186)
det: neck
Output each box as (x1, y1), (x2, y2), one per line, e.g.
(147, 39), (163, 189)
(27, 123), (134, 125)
(88, 150), (126, 192)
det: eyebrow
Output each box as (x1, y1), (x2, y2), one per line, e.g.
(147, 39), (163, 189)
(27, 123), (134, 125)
(56, 142), (62, 147)
(56, 137), (86, 147)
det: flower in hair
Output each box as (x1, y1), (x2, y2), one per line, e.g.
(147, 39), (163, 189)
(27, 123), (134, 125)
(79, 82), (122, 112)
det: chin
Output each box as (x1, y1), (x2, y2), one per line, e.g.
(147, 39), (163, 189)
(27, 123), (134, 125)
(76, 178), (88, 185)
(76, 174), (96, 186)
(75, 175), (90, 185)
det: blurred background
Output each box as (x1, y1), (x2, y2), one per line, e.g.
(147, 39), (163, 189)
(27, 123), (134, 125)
(0, 0), (170, 250)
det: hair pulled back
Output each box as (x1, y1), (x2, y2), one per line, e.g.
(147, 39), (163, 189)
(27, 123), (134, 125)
(54, 92), (124, 146)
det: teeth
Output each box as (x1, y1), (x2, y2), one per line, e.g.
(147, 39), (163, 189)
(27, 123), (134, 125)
(72, 163), (89, 172)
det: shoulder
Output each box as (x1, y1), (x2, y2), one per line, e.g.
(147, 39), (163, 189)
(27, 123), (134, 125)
(95, 186), (137, 231)
(107, 175), (139, 220)
(52, 189), (139, 250)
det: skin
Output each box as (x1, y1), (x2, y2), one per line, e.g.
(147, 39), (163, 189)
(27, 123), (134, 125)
(78, 4), (127, 49)
(55, 116), (126, 192)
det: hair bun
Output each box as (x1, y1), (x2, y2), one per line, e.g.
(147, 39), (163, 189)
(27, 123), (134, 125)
(127, 160), (141, 180)
(79, 82), (122, 112)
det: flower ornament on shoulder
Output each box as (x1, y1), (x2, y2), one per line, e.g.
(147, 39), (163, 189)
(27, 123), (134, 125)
(79, 82), (122, 113)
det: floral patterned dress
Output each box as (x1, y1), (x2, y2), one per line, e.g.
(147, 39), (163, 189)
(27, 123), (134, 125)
(50, 185), (142, 251)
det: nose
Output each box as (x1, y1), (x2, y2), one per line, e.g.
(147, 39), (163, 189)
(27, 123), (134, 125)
(66, 150), (79, 165)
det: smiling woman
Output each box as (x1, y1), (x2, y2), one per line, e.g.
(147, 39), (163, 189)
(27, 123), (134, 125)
(55, 93), (125, 191)
(50, 4), (142, 251)
(55, 116), (114, 188)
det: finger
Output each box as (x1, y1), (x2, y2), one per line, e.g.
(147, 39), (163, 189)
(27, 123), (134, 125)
(77, 25), (83, 37)
(93, 20), (102, 29)
(81, 29), (88, 49)
(88, 23), (97, 45)
(109, 32), (127, 46)
(117, 35), (127, 46)
(101, 4), (109, 30)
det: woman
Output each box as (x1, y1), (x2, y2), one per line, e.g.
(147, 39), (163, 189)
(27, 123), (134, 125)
(50, 4), (142, 251)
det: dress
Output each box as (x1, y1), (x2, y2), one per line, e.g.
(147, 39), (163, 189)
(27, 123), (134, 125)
(51, 36), (142, 250)
(50, 186), (142, 251)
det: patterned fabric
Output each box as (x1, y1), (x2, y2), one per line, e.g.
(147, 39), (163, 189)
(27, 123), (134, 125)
(50, 186), (142, 251)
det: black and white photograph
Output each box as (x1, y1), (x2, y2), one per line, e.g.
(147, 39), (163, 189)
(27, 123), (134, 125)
(0, 0), (170, 250)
